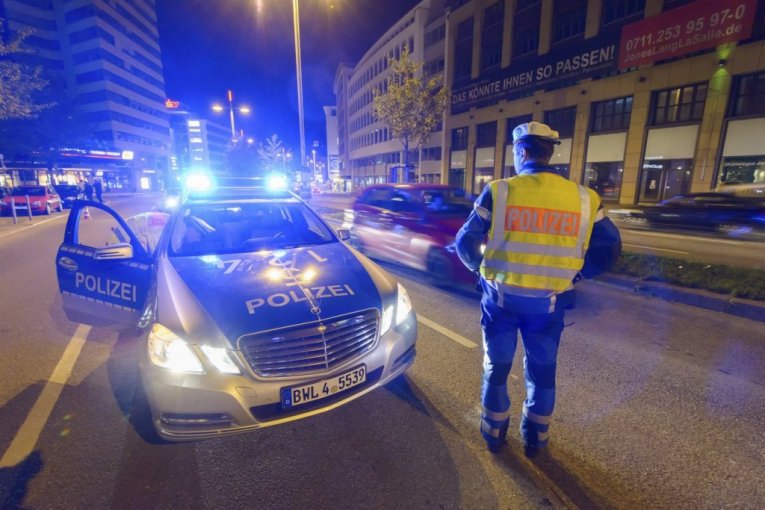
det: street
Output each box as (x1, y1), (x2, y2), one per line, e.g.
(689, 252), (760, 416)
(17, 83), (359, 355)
(1, 193), (764, 509)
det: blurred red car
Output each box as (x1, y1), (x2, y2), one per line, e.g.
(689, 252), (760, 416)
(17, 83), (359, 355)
(347, 184), (476, 286)
(1, 185), (63, 215)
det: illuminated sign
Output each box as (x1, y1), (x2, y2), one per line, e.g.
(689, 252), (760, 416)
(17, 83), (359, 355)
(121, 150), (134, 160)
(187, 120), (201, 127)
(165, 99), (181, 109)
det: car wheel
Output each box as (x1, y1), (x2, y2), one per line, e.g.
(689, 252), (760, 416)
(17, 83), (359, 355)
(44, 204), (51, 215)
(56, 203), (64, 213)
(426, 249), (453, 287)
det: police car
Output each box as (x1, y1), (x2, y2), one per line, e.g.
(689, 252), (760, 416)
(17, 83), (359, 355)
(55, 175), (417, 441)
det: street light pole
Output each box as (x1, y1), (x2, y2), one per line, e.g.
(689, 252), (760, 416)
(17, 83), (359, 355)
(227, 89), (236, 139)
(291, 0), (306, 170)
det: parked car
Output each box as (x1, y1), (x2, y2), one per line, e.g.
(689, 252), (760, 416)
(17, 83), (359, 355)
(347, 184), (477, 286)
(1, 185), (63, 215)
(54, 179), (417, 441)
(53, 184), (84, 208)
(642, 192), (765, 236)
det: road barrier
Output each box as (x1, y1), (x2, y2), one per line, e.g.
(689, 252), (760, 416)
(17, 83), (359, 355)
(8, 195), (33, 224)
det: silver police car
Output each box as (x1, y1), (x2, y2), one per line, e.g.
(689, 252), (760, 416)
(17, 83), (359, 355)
(55, 177), (417, 441)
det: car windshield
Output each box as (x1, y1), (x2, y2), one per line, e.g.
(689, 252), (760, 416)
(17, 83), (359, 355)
(12, 187), (45, 196)
(420, 189), (473, 215)
(169, 200), (336, 256)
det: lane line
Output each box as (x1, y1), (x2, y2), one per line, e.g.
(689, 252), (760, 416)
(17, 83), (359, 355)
(626, 229), (748, 245)
(0, 324), (91, 468)
(417, 314), (479, 349)
(623, 243), (689, 255)
(0, 214), (67, 240)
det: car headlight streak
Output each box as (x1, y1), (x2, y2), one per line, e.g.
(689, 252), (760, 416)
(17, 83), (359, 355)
(380, 283), (413, 336)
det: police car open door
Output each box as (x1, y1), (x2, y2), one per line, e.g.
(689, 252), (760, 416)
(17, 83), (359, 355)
(56, 201), (153, 328)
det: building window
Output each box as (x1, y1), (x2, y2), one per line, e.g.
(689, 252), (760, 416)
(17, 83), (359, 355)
(425, 24), (445, 48)
(480, 2), (504, 71)
(454, 18), (474, 81)
(602, 0), (645, 24)
(663, 0), (695, 10)
(451, 127), (468, 150)
(544, 107), (577, 138)
(512, 0), (541, 58)
(729, 71), (765, 117)
(591, 96), (633, 133)
(476, 122), (497, 147)
(553, 0), (586, 43)
(649, 83), (707, 126)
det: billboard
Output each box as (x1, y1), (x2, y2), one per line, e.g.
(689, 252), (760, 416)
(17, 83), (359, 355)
(618, 0), (757, 69)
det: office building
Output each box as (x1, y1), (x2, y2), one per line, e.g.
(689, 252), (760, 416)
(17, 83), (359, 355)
(1, 0), (171, 190)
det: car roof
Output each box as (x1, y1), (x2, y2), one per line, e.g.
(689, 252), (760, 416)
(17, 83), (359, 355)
(364, 183), (459, 191)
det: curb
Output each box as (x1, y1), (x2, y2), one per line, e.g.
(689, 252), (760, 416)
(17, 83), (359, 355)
(594, 274), (765, 323)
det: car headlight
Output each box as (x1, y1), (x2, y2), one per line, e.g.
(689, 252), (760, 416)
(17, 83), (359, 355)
(380, 305), (394, 335)
(200, 345), (241, 374)
(395, 283), (412, 325)
(147, 324), (204, 373)
(164, 196), (180, 209)
(380, 283), (413, 335)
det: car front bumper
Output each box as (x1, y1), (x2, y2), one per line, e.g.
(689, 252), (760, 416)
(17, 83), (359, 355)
(140, 312), (417, 441)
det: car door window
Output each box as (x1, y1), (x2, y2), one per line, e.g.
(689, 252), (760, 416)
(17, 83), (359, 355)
(386, 191), (419, 213)
(74, 206), (130, 249)
(360, 189), (393, 208)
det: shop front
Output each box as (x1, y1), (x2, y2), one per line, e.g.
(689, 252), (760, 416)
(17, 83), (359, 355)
(639, 125), (698, 202)
(717, 117), (765, 192)
(584, 132), (627, 201)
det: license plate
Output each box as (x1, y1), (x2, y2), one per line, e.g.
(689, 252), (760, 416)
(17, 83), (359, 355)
(281, 365), (367, 409)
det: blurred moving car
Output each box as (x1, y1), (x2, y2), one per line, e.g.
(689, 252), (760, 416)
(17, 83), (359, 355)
(642, 192), (765, 236)
(54, 184), (84, 208)
(347, 184), (477, 286)
(1, 185), (63, 215)
(54, 178), (417, 441)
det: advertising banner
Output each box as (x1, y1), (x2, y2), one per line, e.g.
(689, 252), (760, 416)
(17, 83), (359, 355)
(451, 34), (618, 113)
(618, 0), (757, 69)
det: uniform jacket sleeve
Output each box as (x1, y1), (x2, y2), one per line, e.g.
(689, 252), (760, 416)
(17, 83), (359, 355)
(580, 214), (622, 279)
(455, 185), (493, 272)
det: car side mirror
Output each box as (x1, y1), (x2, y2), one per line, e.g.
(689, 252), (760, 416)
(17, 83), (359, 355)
(336, 228), (351, 241)
(93, 243), (134, 260)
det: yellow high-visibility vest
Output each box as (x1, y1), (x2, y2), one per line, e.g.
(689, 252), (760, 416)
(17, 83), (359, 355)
(480, 173), (600, 293)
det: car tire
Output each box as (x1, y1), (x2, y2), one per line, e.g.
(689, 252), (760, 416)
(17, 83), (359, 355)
(426, 249), (453, 287)
(56, 203), (63, 213)
(44, 204), (51, 215)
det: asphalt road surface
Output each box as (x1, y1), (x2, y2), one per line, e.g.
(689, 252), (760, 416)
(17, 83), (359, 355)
(1, 193), (764, 509)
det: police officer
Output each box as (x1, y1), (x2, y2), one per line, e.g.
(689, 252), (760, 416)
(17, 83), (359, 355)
(455, 121), (622, 457)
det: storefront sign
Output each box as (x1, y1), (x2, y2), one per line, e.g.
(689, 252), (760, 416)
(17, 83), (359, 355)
(165, 99), (180, 109)
(451, 35), (618, 113)
(618, 0), (757, 69)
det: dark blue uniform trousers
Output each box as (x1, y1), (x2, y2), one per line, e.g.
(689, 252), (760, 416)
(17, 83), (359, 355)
(479, 293), (565, 450)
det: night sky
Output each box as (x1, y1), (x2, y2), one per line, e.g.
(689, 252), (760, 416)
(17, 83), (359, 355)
(156, 0), (420, 159)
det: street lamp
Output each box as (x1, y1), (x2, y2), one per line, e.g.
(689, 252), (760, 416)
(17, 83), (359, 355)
(212, 89), (251, 140)
(291, 0), (306, 171)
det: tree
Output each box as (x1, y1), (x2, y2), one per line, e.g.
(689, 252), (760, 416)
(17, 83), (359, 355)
(0, 23), (53, 120)
(257, 134), (285, 172)
(224, 140), (261, 176)
(372, 46), (450, 179)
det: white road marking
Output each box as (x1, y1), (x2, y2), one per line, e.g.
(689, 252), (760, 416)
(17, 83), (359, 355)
(623, 243), (689, 255)
(0, 214), (67, 240)
(0, 324), (90, 468)
(417, 314), (479, 349)
(627, 229), (747, 245)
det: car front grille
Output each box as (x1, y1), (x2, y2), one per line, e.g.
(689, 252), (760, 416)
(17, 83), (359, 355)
(238, 309), (379, 377)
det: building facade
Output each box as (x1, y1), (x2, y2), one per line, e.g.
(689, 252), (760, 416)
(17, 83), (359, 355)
(0, 0), (171, 190)
(323, 105), (340, 189)
(443, 0), (765, 203)
(333, 0), (448, 191)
